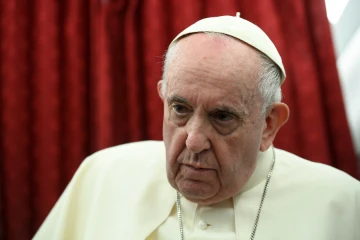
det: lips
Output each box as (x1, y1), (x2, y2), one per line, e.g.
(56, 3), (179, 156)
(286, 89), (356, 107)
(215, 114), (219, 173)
(179, 165), (215, 183)
(185, 164), (211, 172)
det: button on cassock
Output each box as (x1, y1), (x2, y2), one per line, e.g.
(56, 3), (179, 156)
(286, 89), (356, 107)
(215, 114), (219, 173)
(198, 220), (208, 230)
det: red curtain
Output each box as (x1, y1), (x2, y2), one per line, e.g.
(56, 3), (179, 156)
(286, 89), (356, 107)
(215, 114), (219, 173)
(0, 0), (357, 239)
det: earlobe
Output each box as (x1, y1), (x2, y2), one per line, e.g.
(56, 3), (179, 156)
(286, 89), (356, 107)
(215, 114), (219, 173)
(157, 80), (164, 101)
(260, 103), (289, 151)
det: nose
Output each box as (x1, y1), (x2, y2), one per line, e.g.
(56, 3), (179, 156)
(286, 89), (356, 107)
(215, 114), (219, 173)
(185, 118), (211, 153)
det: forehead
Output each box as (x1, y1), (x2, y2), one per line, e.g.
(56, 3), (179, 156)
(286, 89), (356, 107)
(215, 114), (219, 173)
(164, 34), (261, 107)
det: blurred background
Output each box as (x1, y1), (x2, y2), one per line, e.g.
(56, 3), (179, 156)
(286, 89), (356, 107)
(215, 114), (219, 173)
(0, 0), (359, 239)
(327, 0), (360, 168)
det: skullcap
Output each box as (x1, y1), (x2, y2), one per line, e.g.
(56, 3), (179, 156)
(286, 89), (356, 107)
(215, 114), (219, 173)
(170, 13), (286, 83)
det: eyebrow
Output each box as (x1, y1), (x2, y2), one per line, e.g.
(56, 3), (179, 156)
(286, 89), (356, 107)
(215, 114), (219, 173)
(167, 94), (247, 118)
(212, 106), (240, 115)
(167, 95), (189, 105)
(211, 106), (248, 119)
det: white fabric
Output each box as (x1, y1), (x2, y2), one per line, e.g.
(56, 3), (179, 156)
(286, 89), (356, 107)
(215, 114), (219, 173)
(33, 141), (360, 240)
(170, 15), (286, 83)
(150, 196), (236, 240)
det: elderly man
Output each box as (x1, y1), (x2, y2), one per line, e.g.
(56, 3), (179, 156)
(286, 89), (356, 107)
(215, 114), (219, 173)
(34, 14), (360, 240)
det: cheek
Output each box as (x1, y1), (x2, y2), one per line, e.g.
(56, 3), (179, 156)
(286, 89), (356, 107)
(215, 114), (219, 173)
(214, 138), (258, 193)
(163, 120), (187, 170)
(217, 128), (260, 171)
(163, 118), (181, 150)
(240, 119), (264, 147)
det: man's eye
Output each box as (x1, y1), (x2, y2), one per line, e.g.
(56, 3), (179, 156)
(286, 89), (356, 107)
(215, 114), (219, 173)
(212, 111), (235, 122)
(172, 104), (189, 115)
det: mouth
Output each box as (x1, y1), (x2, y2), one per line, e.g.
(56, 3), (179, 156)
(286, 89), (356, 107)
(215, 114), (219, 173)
(183, 164), (212, 172)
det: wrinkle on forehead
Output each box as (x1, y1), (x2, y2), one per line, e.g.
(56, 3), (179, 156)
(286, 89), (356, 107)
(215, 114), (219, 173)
(164, 34), (262, 111)
(167, 36), (242, 77)
(167, 76), (256, 111)
(165, 34), (260, 88)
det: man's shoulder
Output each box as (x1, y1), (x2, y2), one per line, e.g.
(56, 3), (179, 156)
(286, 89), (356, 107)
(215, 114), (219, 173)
(274, 148), (360, 193)
(75, 141), (166, 183)
(33, 141), (174, 239)
(91, 140), (165, 159)
(86, 140), (165, 167)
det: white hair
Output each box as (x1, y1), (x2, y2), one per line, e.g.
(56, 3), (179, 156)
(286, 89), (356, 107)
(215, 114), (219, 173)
(161, 33), (282, 115)
(258, 52), (282, 114)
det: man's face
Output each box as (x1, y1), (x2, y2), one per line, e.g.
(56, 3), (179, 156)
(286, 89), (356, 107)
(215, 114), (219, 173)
(161, 34), (266, 205)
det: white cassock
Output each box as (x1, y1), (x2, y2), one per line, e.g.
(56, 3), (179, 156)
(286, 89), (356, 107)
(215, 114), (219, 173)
(33, 141), (360, 240)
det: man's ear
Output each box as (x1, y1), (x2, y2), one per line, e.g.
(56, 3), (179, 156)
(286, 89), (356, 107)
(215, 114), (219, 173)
(157, 80), (164, 101)
(260, 103), (290, 151)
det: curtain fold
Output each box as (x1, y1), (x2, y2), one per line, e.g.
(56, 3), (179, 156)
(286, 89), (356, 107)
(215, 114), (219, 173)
(0, 0), (357, 239)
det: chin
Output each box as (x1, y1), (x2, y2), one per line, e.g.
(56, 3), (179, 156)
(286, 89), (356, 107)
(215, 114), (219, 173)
(184, 194), (222, 205)
(177, 181), (218, 203)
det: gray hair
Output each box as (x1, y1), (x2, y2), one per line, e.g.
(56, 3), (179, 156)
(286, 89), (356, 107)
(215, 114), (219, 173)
(162, 33), (282, 115)
(258, 52), (282, 115)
